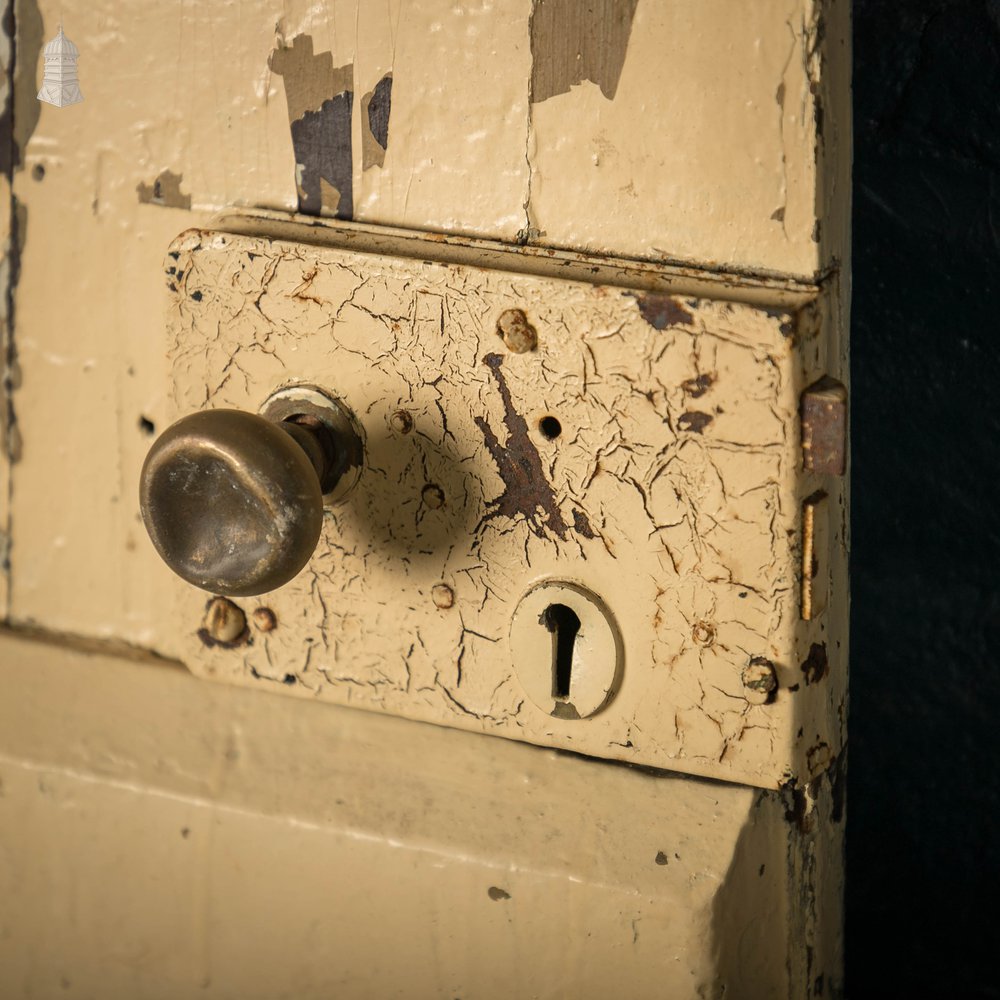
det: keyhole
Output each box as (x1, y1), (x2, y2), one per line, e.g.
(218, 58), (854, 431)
(542, 603), (581, 700)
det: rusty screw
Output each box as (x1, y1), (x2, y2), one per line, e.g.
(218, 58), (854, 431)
(202, 597), (247, 645)
(742, 657), (778, 705)
(692, 620), (716, 646)
(252, 607), (278, 632)
(431, 583), (455, 609)
(422, 484), (445, 509)
(389, 409), (414, 435)
(496, 309), (538, 354)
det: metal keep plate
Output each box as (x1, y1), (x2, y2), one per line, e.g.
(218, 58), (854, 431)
(163, 223), (844, 790)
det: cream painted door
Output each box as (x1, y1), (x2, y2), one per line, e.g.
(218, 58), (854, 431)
(0, 2), (850, 997)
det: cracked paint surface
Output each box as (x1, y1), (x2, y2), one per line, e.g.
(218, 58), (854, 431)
(164, 227), (843, 790)
(168, 231), (841, 785)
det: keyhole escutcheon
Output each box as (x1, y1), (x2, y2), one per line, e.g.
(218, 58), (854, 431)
(510, 581), (623, 720)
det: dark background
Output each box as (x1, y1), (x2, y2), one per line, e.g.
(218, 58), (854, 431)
(849, 1), (999, 996)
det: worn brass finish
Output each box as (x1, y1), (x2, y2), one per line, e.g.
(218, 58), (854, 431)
(140, 407), (352, 597)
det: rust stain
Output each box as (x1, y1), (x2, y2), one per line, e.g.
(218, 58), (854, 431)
(136, 170), (191, 209)
(529, 0), (639, 103)
(270, 35), (353, 219)
(801, 642), (829, 685)
(801, 376), (848, 475)
(678, 411), (713, 434)
(475, 353), (569, 541)
(636, 293), (694, 330)
(361, 73), (392, 170)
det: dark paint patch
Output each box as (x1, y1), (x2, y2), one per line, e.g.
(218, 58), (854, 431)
(269, 35), (354, 218)
(0, 1), (43, 175)
(636, 293), (694, 330)
(681, 373), (715, 398)
(801, 642), (829, 685)
(475, 353), (569, 541)
(487, 886), (511, 901)
(136, 170), (192, 209)
(1, 197), (26, 468)
(572, 508), (596, 538)
(289, 92), (354, 218)
(654, 851), (669, 866)
(762, 307), (796, 339)
(361, 73), (392, 170)
(529, 0), (639, 103)
(783, 783), (813, 834)
(678, 411), (713, 434)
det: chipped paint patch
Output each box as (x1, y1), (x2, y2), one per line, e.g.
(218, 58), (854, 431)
(678, 411), (713, 434)
(136, 170), (191, 210)
(529, 0), (638, 103)
(270, 35), (353, 219)
(290, 93), (353, 218)
(361, 73), (392, 170)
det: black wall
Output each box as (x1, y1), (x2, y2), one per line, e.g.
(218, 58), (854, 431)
(849, 2), (1000, 996)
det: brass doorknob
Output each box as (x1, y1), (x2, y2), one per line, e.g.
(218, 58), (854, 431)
(139, 389), (362, 597)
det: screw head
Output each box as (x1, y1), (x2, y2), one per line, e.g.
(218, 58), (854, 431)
(422, 484), (445, 509)
(496, 309), (538, 353)
(389, 409), (414, 434)
(692, 620), (716, 646)
(742, 657), (778, 704)
(253, 607), (278, 632)
(200, 597), (247, 645)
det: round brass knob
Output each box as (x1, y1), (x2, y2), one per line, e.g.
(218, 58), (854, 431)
(139, 391), (361, 597)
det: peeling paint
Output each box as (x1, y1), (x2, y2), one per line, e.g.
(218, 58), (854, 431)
(801, 643), (829, 686)
(136, 170), (191, 210)
(635, 293), (694, 330)
(290, 93), (353, 218)
(270, 35), (353, 219)
(678, 411), (713, 434)
(681, 373), (715, 398)
(529, 0), (638, 103)
(361, 73), (392, 171)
